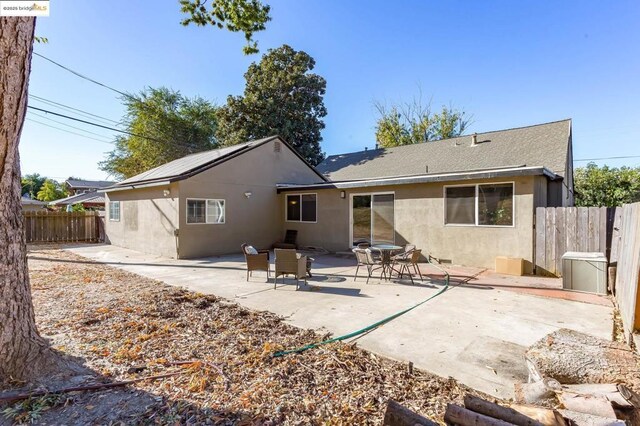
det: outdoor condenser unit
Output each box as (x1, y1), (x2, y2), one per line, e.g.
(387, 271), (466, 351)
(561, 252), (608, 294)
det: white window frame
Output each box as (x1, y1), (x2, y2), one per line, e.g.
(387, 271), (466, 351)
(186, 198), (226, 225)
(109, 201), (120, 222)
(349, 191), (396, 247)
(285, 193), (317, 223)
(443, 182), (515, 228)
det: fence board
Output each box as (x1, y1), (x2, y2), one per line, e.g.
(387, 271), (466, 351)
(534, 206), (619, 277)
(614, 202), (640, 339)
(23, 211), (103, 243)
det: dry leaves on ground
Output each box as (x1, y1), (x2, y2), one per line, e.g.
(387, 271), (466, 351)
(8, 246), (491, 424)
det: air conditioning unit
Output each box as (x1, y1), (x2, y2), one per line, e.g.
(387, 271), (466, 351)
(561, 252), (607, 294)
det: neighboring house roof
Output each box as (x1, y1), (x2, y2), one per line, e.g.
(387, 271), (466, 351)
(21, 196), (47, 206)
(316, 119), (571, 181)
(66, 179), (115, 189)
(49, 192), (106, 206)
(107, 136), (327, 190)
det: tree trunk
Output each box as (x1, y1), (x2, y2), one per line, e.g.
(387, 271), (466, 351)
(0, 17), (62, 384)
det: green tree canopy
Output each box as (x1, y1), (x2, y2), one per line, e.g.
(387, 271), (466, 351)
(374, 98), (470, 148)
(21, 173), (46, 198)
(216, 44), (327, 165)
(179, 0), (271, 54)
(99, 87), (218, 179)
(36, 179), (67, 202)
(574, 162), (640, 207)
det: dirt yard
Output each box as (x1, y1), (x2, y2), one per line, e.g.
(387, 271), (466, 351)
(1, 246), (489, 425)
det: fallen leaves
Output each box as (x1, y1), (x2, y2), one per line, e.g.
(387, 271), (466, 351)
(24, 246), (490, 424)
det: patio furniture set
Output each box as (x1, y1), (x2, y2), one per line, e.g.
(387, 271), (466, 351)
(242, 230), (426, 289)
(353, 244), (424, 285)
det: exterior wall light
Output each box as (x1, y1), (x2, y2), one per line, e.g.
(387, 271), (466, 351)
(340, 191), (346, 199)
(244, 191), (252, 198)
(163, 189), (171, 197)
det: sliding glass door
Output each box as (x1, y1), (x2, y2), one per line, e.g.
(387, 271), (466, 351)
(351, 193), (395, 246)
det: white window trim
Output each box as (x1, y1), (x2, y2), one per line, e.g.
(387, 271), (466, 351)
(443, 182), (515, 228)
(185, 198), (226, 225)
(285, 193), (318, 223)
(349, 191), (396, 247)
(109, 201), (120, 222)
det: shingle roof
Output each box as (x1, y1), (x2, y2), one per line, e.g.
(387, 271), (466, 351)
(110, 136), (327, 188)
(316, 120), (571, 181)
(66, 179), (115, 188)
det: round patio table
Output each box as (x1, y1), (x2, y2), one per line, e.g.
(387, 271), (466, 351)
(370, 244), (403, 279)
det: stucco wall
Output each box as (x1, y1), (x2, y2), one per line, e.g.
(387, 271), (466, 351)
(281, 175), (541, 273)
(176, 140), (322, 258)
(105, 183), (179, 258)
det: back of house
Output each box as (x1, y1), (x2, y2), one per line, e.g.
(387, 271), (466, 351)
(103, 120), (573, 273)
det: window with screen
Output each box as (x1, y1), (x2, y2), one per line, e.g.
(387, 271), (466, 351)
(286, 194), (317, 222)
(187, 199), (225, 224)
(109, 201), (120, 222)
(445, 183), (514, 226)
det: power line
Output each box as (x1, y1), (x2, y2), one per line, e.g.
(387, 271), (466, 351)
(29, 94), (121, 125)
(27, 105), (167, 144)
(25, 118), (114, 144)
(574, 155), (640, 162)
(33, 52), (131, 99)
(28, 111), (115, 140)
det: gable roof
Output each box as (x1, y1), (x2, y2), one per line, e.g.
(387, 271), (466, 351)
(66, 179), (115, 189)
(316, 119), (571, 181)
(108, 136), (327, 190)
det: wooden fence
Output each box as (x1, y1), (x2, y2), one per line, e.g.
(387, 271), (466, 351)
(534, 206), (620, 276)
(23, 211), (104, 243)
(614, 202), (640, 341)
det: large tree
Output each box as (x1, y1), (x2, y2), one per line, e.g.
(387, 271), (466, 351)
(216, 44), (327, 165)
(574, 162), (640, 207)
(21, 172), (46, 198)
(36, 178), (67, 202)
(0, 17), (66, 384)
(374, 98), (470, 148)
(99, 87), (218, 179)
(179, 0), (271, 55)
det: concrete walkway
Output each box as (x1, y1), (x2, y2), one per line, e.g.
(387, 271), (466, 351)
(61, 244), (613, 399)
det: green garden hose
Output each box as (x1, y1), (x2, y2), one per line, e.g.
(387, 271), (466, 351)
(272, 263), (450, 357)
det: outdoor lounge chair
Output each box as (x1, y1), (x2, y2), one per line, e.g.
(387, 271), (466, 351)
(274, 248), (307, 290)
(353, 248), (386, 284)
(241, 243), (270, 281)
(392, 249), (423, 285)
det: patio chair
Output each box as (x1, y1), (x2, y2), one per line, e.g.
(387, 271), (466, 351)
(393, 249), (423, 285)
(273, 229), (298, 249)
(353, 248), (387, 284)
(391, 244), (415, 262)
(274, 248), (307, 290)
(241, 243), (270, 281)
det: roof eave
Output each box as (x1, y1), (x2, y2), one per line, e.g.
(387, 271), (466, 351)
(277, 166), (562, 192)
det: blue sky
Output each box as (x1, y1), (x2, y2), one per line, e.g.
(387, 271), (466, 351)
(21, 0), (640, 181)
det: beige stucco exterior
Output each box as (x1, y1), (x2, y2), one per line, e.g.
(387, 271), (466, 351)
(280, 175), (539, 273)
(105, 183), (180, 258)
(105, 138), (559, 274)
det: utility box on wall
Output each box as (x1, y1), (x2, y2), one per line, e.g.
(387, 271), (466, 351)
(561, 252), (608, 294)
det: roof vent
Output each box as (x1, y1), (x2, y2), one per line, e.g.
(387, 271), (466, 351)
(274, 141), (281, 152)
(471, 133), (478, 146)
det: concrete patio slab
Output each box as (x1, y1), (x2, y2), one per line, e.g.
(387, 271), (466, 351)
(58, 244), (614, 399)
